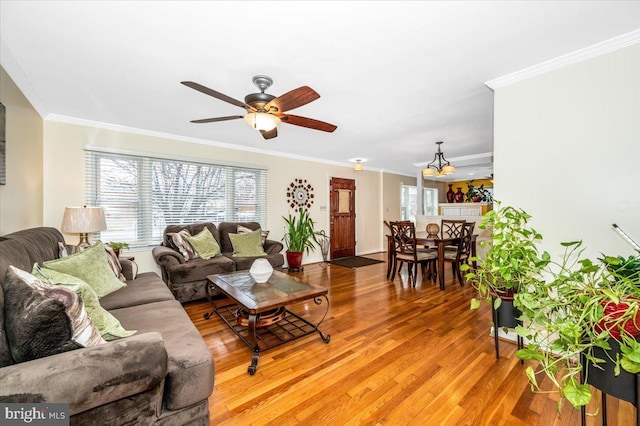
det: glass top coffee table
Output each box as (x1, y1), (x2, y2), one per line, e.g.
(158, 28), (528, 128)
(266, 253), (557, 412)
(206, 270), (330, 375)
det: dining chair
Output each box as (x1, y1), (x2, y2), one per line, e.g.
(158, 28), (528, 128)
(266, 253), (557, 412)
(441, 219), (466, 252)
(389, 221), (437, 287)
(443, 222), (474, 286)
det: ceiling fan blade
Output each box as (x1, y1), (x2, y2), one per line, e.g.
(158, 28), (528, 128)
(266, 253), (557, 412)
(190, 115), (243, 123)
(181, 81), (256, 111)
(281, 114), (337, 132)
(260, 128), (278, 140)
(265, 86), (320, 113)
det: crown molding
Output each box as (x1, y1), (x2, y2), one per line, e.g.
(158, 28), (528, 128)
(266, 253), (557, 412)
(45, 114), (390, 173)
(485, 29), (640, 90)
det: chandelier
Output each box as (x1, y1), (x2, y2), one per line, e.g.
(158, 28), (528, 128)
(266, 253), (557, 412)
(422, 141), (455, 177)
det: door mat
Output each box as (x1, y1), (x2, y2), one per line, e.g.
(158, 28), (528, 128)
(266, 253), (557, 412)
(329, 256), (384, 269)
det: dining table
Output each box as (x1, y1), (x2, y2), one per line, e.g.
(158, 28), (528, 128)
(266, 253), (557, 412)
(386, 231), (477, 290)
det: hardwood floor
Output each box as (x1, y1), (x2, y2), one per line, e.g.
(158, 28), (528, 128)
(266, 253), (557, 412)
(183, 252), (635, 425)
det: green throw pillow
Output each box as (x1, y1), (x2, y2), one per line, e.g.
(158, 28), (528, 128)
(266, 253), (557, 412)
(33, 265), (136, 341)
(229, 228), (267, 257)
(43, 242), (126, 298)
(186, 227), (221, 260)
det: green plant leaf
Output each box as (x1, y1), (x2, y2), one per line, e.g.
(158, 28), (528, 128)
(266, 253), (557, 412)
(525, 365), (539, 390)
(470, 298), (481, 310)
(514, 325), (531, 338)
(493, 298), (502, 310)
(516, 348), (543, 361)
(621, 356), (640, 374)
(563, 381), (592, 408)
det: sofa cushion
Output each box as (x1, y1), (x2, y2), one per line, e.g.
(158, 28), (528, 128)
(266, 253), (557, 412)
(104, 244), (127, 282)
(109, 300), (214, 410)
(2, 267), (83, 363)
(186, 227), (221, 260)
(34, 266), (136, 341)
(167, 256), (235, 284)
(167, 230), (198, 261)
(163, 222), (220, 250)
(0, 280), (13, 367)
(13, 267), (105, 347)
(229, 229), (267, 257)
(237, 224), (270, 245)
(43, 242), (126, 298)
(218, 222), (262, 253)
(99, 271), (176, 310)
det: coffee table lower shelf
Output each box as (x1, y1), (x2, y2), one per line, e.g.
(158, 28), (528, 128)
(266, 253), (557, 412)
(213, 298), (330, 375)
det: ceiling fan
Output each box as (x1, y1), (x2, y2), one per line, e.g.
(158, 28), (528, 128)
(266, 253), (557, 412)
(181, 76), (337, 140)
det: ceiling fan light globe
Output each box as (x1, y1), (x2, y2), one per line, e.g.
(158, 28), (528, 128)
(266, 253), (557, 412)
(244, 112), (280, 131)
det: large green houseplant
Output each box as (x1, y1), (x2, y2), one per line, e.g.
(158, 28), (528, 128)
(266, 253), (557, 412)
(515, 242), (640, 410)
(465, 183), (493, 203)
(463, 203), (550, 311)
(282, 208), (325, 271)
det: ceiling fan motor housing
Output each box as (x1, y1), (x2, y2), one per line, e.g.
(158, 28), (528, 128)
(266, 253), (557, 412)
(245, 92), (276, 111)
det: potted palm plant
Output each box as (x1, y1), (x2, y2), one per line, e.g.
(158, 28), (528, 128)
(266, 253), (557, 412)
(515, 242), (640, 411)
(282, 209), (325, 271)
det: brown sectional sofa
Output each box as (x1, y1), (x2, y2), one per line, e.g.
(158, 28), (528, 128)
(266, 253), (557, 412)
(0, 227), (214, 425)
(152, 221), (285, 303)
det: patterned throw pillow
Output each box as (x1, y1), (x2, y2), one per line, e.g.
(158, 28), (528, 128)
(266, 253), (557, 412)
(3, 267), (104, 363)
(58, 241), (69, 258)
(185, 227), (221, 260)
(237, 225), (270, 245)
(34, 265), (136, 341)
(104, 244), (127, 282)
(229, 229), (267, 257)
(168, 229), (198, 260)
(43, 242), (126, 298)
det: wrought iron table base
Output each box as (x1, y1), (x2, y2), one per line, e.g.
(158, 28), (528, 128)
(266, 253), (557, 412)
(213, 295), (330, 375)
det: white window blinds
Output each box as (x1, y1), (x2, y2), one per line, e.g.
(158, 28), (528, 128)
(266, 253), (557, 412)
(85, 149), (267, 247)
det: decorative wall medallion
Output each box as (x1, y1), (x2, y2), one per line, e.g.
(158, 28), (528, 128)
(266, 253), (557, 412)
(287, 178), (314, 210)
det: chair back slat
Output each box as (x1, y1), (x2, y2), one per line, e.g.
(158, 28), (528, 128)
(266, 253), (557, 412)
(441, 219), (466, 239)
(390, 221), (417, 257)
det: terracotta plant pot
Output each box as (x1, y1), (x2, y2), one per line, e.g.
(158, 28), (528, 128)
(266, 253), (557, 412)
(595, 297), (640, 340)
(286, 251), (304, 271)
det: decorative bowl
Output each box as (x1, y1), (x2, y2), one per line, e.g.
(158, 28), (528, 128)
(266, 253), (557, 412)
(249, 258), (273, 283)
(426, 223), (440, 238)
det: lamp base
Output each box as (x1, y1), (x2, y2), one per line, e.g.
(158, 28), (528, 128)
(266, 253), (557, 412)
(76, 233), (92, 251)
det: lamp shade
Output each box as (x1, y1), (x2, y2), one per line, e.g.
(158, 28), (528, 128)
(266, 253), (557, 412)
(61, 206), (107, 233)
(354, 161), (364, 171)
(422, 168), (435, 177)
(243, 112), (281, 131)
(442, 165), (456, 175)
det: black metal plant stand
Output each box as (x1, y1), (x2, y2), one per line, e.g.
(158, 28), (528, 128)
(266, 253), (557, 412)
(580, 340), (640, 425)
(491, 297), (524, 363)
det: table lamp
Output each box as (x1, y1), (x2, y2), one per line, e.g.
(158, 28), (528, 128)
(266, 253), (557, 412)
(61, 205), (107, 250)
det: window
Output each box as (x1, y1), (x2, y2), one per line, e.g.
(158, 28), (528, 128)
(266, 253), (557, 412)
(423, 188), (438, 216)
(85, 149), (267, 247)
(401, 185), (438, 221)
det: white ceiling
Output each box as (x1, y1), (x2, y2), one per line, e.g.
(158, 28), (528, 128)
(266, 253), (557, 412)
(1, 1), (639, 180)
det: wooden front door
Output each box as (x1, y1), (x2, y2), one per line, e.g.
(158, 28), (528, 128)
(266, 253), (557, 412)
(330, 177), (356, 259)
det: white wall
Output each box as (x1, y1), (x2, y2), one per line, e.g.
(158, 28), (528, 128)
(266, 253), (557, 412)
(494, 43), (640, 260)
(42, 120), (394, 273)
(0, 67), (43, 233)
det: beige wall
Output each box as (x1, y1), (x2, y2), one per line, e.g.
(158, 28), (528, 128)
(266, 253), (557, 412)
(42, 120), (397, 273)
(0, 67), (44, 234)
(494, 43), (640, 259)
